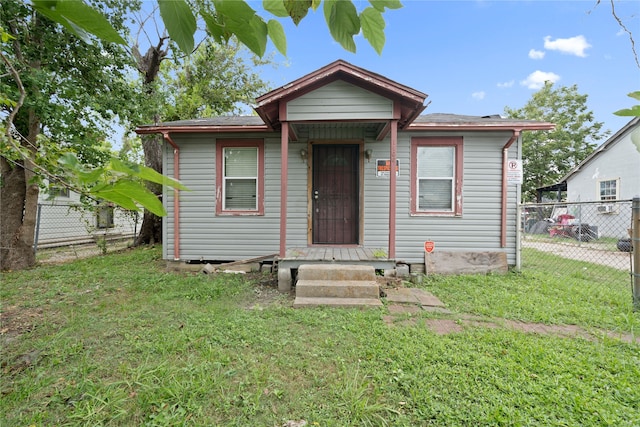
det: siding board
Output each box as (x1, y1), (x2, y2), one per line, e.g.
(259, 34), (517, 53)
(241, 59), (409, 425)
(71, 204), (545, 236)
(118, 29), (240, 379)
(287, 80), (393, 121)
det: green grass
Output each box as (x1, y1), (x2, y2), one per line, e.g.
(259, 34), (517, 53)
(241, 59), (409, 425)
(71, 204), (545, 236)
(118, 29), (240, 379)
(1, 247), (639, 426)
(420, 248), (637, 332)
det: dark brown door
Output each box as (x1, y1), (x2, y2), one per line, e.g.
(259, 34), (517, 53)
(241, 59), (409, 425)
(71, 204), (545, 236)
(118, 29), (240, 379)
(312, 144), (359, 244)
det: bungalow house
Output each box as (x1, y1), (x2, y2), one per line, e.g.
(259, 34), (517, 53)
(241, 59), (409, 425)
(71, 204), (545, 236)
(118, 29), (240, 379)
(135, 60), (553, 289)
(556, 116), (640, 238)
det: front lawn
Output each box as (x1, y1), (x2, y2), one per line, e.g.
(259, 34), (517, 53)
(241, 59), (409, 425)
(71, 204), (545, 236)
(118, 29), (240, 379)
(1, 247), (638, 426)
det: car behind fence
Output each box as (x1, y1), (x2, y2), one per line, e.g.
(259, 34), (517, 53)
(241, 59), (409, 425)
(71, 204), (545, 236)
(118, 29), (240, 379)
(520, 199), (637, 305)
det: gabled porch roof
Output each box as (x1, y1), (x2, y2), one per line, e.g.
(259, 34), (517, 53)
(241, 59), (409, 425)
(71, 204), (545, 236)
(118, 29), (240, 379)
(254, 59), (429, 131)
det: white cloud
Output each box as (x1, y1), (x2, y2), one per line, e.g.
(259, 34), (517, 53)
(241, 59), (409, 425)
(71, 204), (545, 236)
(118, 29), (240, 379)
(543, 35), (591, 57)
(520, 71), (560, 89)
(472, 91), (486, 100)
(528, 49), (545, 60)
(497, 80), (514, 88)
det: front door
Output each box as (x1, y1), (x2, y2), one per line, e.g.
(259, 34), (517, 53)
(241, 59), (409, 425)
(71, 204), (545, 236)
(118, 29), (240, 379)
(312, 144), (359, 244)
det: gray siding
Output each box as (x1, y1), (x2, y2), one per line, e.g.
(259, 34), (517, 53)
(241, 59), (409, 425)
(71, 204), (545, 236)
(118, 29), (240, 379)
(163, 130), (520, 265)
(388, 131), (518, 265)
(287, 80), (393, 121)
(163, 133), (310, 261)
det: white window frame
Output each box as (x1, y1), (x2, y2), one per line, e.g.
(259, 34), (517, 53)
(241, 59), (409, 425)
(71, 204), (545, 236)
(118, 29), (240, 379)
(216, 139), (265, 216)
(597, 178), (619, 201)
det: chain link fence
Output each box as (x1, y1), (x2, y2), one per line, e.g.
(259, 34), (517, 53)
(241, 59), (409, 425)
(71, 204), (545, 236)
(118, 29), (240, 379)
(520, 200), (633, 284)
(34, 201), (141, 263)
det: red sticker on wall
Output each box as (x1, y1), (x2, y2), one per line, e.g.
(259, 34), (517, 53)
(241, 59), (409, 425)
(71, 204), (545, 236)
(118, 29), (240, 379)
(424, 241), (435, 253)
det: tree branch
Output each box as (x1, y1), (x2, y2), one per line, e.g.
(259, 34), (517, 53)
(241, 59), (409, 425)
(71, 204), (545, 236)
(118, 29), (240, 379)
(1, 51), (26, 147)
(609, 0), (640, 68)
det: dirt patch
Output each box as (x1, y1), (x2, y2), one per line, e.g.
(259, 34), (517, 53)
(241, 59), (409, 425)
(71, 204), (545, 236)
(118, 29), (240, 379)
(423, 319), (464, 335)
(0, 305), (45, 340)
(243, 272), (294, 310)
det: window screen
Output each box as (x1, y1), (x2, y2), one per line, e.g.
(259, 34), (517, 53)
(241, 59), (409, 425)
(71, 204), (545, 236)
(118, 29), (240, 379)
(223, 147), (258, 210)
(417, 146), (455, 211)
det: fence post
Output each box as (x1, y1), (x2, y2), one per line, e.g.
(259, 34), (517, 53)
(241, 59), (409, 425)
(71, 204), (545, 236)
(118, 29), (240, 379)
(33, 203), (43, 255)
(633, 196), (640, 311)
(516, 202), (522, 271)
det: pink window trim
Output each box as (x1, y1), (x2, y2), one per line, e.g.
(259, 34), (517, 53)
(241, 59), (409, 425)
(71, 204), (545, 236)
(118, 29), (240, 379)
(215, 139), (265, 216)
(410, 137), (464, 216)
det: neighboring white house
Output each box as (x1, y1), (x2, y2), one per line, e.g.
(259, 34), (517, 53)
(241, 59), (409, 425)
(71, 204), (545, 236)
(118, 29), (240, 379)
(36, 183), (140, 249)
(561, 117), (640, 237)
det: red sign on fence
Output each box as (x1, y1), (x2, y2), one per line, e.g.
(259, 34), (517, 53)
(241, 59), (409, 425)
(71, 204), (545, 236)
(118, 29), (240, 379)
(424, 241), (435, 253)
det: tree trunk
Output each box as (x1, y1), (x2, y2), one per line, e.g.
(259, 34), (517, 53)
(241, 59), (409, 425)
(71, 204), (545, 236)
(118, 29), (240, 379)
(0, 117), (41, 270)
(132, 40), (169, 247)
(134, 134), (163, 245)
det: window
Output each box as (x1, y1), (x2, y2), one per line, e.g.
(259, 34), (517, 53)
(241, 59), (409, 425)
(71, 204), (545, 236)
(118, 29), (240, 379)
(410, 137), (463, 216)
(48, 183), (69, 198)
(216, 139), (265, 215)
(598, 179), (619, 201)
(96, 204), (114, 229)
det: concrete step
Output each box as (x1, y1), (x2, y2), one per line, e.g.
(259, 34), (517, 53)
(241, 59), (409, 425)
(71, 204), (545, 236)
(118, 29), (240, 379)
(293, 297), (383, 308)
(295, 280), (380, 299)
(297, 264), (376, 282)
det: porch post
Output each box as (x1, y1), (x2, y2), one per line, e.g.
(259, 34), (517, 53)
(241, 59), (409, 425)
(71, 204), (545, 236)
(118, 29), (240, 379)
(389, 119), (398, 259)
(280, 121), (289, 257)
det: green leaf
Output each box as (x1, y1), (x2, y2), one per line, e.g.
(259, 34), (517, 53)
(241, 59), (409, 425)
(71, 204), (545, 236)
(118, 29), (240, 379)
(613, 105), (640, 117)
(158, 0), (196, 54)
(31, 0), (126, 45)
(202, 11), (231, 44)
(110, 158), (189, 190)
(323, 0), (360, 53)
(92, 180), (166, 216)
(284, 0), (312, 25)
(57, 152), (80, 169)
(311, 0), (321, 10)
(77, 168), (105, 185)
(369, 0), (403, 12)
(267, 19), (287, 55)
(263, 0), (289, 17)
(627, 91), (640, 101)
(360, 7), (385, 55)
(214, 0), (268, 56)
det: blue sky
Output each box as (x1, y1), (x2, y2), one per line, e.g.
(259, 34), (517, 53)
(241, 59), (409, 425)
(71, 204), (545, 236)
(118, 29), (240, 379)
(249, 0), (639, 139)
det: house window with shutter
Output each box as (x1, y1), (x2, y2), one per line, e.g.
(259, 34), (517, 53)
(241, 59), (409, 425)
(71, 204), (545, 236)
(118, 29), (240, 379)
(216, 140), (265, 215)
(410, 137), (463, 216)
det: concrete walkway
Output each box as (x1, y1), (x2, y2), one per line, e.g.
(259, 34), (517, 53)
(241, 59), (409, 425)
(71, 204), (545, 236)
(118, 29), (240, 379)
(382, 287), (638, 345)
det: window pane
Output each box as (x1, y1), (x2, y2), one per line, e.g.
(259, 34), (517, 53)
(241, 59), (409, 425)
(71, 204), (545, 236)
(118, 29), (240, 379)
(225, 179), (257, 209)
(599, 180), (617, 200)
(225, 147), (257, 177)
(97, 205), (114, 228)
(417, 146), (453, 177)
(419, 179), (452, 210)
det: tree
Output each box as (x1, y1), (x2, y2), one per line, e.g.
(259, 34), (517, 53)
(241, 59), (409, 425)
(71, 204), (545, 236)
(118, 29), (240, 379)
(504, 82), (609, 202)
(0, 0), (144, 270)
(160, 41), (271, 121)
